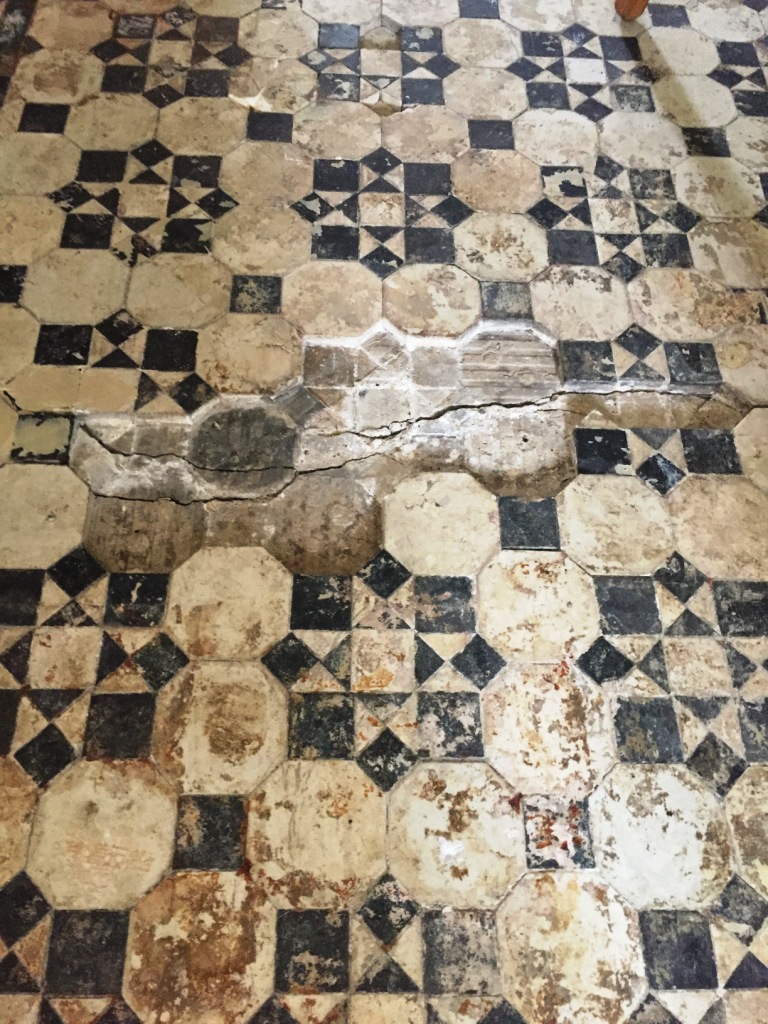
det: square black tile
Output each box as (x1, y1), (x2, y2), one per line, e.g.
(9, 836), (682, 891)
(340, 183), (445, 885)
(734, 91), (768, 117)
(548, 229), (599, 266)
(664, 342), (721, 387)
(357, 727), (419, 791)
(318, 22), (359, 47)
(115, 13), (155, 36)
(404, 162), (451, 195)
(195, 14), (239, 41)
(14, 724), (76, 786)
(34, 324), (91, 365)
(417, 692), (483, 758)
(469, 120), (514, 149)
(648, 3), (690, 25)
(48, 546), (104, 597)
(291, 575), (352, 631)
(288, 692), (354, 759)
(77, 150), (127, 183)
(680, 429), (741, 474)
(413, 576), (475, 632)
(102, 64), (148, 94)
(0, 872), (50, 946)
(318, 73), (360, 102)
(481, 281), (532, 319)
(275, 910), (349, 993)
(184, 68), (230, 97)
(641, 233), (692, 269)
(132, 632), (189, 690)
(312, 225), (359, 260)
(0, 264), (26, 303)
(404, 227), (454, 263)
(594, 576), (661, 634)
(313, 158), (359, 192)
(0, 690), (20, 755)
(717, 41), (760, 65)
(612, 84), (654, 112)
(451, 635), (505, 689)
(401, 26), (442, 52)
(714, 582), (768, 637)
(523, 796), (595, 869)
(359, 874), (420, 945)
(173, 794), (245, 870)
(162, 218), (211, 254)
(104, 573), (168, 627)
(498, 496), (561, 550)
(740, 701), (768, 762)
(171, 154), (221, 188)
(686, 732), (747, 796)
(358, 550), (411, 599)
(230, 275), (282, 314)
(61, 213), (114, 249)
(142, 328), (198, 371)
(682, 127), (730, 157)
(576, 636), (633, 684)
(45, 910), (129, 995)
(521, 31), (563, 57)
(614, 697), (683, 763)
(423, 910), (500, 995)
(83, 693), (155, 759)
(600, 34), (642, 61)
(636, 454), (685, 496)
(262, 633), (319, 687)
(628, 169), (675, 200)
(527, 81), (569, 108)
(640, 910), (717, 989)
(559, 340), (616, 384)
(247, 111), (293, 142)
(0, 569), (44, 625)
(574, 428), (630, 474)
(18, 102), (70, 133)
(459, 0), (499, 15)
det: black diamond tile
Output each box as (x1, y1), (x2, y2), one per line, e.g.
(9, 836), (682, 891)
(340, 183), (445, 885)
(680, 429), (741, 475)
(415, 636), (444, 685)
(574, 97), (612, 121)
(468, 120), (514, 149)
(249, 996), (301, 1024)
(559, 340), (616, 384)
(417, 691), (483, 758)
(45, 911), (129, 995)
(262, 633), (319, 686)
(527, 197), (568, 229)
(357, 728), (419, 791)
(168, 373), (216, 413)
(653, 552), (706, 604)
(665, 608), (714, 637)
(83, 693), (155, 759)
(142, 328), (198, 372)
(15, 724), (76, 786)
(423, 54), (459, 79)
(104, 573), (168, 627)
(92, 38), (128, 62)
(47, 546), (104, 598)
(714, 582), (768, 637)
(603, 251), (643, 281)
(230, 275), (281, 314)
(132, 632), (189, 690)
(247, 110), (293, 142)
(0, 951), (39, 992)
(548, 229), (599, 265)
(27, 690), (82, 721)
(636, 454), (685, 496)
(712, 874), (768, 941)
(0, 264), (26, 302)
(615, 697), (683, 763)
(96, 309), (142, 345)
(361, 245), (404, 279)
(289, 692), (354, 759)
(726, 644), (758, 689)
(0, 872), (50, 946)
(358, 550), (411, 599)
(664, 342), (721, 387)
(451, 635), (505, 689)
(576, 636), (633, 683)
(507, 56), (543, 81)
(275, 910), (349, 993)
(423, 909), (499, 995)
(291, 575), (352, 631)
(196, 188), (237, 220)
(478, 1001), (527, 1024)
(0, 632), (32, 685)
(96, 633), (129, 683)
(687, 732), (747, 796)
(359, 873), (419, 944)
(433, 194), (473, 226)
(574, 427), (630, 474)
(726, 951), (768, 988)
(144, 84), (183, 107)
(0, 569), (43, 625)
(173, 794), (245, 870)
(740, 701), (768, 762)
(594, 576), (661, 634)
(640, 910), (717, 989)
(414, 576), (475, 632)
(19, 102), (69, 133)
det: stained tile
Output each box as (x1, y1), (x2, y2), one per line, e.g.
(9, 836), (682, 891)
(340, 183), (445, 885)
(0, 873), (50, 947)
(276, 910), (349, 993)
(289, 693), (355, 759)
(413, 576), (475, 633)
(45, 911), (129, 996)
(523, 796), (595, 869)
(104, 573), (168, 627)
(358, 874), (420, 946)
(83, 693), (155, 759)
(614, 697), (683, 763)
(417, 691), (483, 758)
(594, 576), (661, 635)
(640, 910), (718, 989)
(172, 794), (245, 871)
(498, 497), (560, 550)
(423, 910), (499, 995)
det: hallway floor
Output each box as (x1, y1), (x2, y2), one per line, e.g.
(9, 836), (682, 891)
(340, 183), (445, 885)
(1, 0), (768, 1021)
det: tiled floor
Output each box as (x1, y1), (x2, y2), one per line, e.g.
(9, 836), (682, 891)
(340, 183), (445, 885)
(2, 0), (768, 1021)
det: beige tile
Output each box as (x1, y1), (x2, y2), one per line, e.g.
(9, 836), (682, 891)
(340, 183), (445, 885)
(0, 306), (39, 388)
(212, 205), (311, 275)
(514, 109), (598, 168)
(726, 766), (768, 899)
(293, 103), (383, 160)
(639, 27), (720, 76)
(383, 264), (479, 337)
(383, 472), (499, 574)
(13, 49), (103, 104)
(653, 75), (737, 127)
(451, 150), (542, 214)
(690, 220), (768, 289)
(283, 261), (382, 335)
(0, 996), (38, 1024)
(663, 637), (733, 695)
(0, 133), (80, 195)
(156, 97), (248, 155)
(304, 0), (382, 23)
(477, 551), (599, 662)
(388, 762), (525, 908)
(592, 764), (733, 909)
(64, 93), (157, 150)
(734, 408), (768, 493)
(383, 0), (459, 26)
(0, 196), (63, 265)
(188, 0), (260, 13)
(713, 325), (768, 405)
(0, 465), (87, 568)
(382, 106), (468, 164)
(221, 142), (313, 207)
(442, 19), (520, 67)
(247, 760), (386, 908)
(153, 661), (287, 795)
(230, 58), (317, 115)
(125, 872), (276, 1024)
(349, 995), (425, 1024)
(27, 760), (175, 909)
(599, 111), (687, 169)
(497, 874), (644, 1024)
(6, 366), (82, 413)
(455, 213), (548, 282)
(483, 664), (612, 797)
(240, 8), (320, 60)
(84, 495), (205, 572)
(198, 313), (301, 394)
(689, 0), (763, 41)
(628, 268), (760, 341)
(571, 0), (646, 33)
(0, 398), (15, 463)
(726, 118), (768, 170)
(0, 757), (37, 887)
(720, 992), (768, 1024)
(24, 249), (129, 324)
(499, 0), (574, 31)
(674, 156), (763, 219)
(167, 547), (291, 659)
(558, 475), (674, 575)
(103, 0), (175, 10)
(668, 475), (768, 580)
(29, 0), (114, 49)
(443, 68), (528, 119)
(128, 253), (230, 328)
(531, 265), (632, 340)
(27, 627), (101, 690)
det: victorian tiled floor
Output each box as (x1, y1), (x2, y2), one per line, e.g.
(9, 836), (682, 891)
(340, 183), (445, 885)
(2, 0), (768, 1021)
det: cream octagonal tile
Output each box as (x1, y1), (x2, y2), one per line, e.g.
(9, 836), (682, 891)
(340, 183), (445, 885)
(230, 58), (317, 116)
(293, 103), (383, 161)
(531, 265), (631, 340)
(167, 547), (291, 660)
(0, 306), (40, 388)
(212, 206), (311, 276)
(153, 661), (287, 795)
(639, 27), (720, 76)
(197, 314), (302, 394)
(653, 75), (737, 127)
(673, 157), (763, 219)
(558, 475), (674, 575)
(0, 465), (87, 568)
(689, 0), (763, 41)
(157, 97), (248, 156)
(726, 118), (768, 170)
(477, 551), (599, 662)
(497, 873), (645, 1024)
(12, 49), (102, 105)
(246, 760), (386, 909)
(734, 409), (768, 494)
(64, 93), (157, 150)
(571, 0), (646, 34)
(24, 249), (129, 323)
(29, 0), (114, 50)
(455, 213), (548, 282)
(125, 871), (276, 1024)
(628, 268), (760, 341)
(713, 325), (768, 405)
(128, 253), (231, 329)
(599, 111), (688, 170)
(283, 261), (383, 336)
(513, 110), (598, 168)
(382, 106), (469, 164)
(303, 0), (380, 26)
(591, 763), (733, 909)
(0, 197), (63, 265)
(667, 475), (768, 580)
(27, 760), (175, 909)
(383, 472), (500, 575)
(482, 664), (613, 797)
(0, 758), (37, 887)
(239, 8), (318, 60)
(451, 150), (542, 214)
(690, 220), (768, 289)
(443, 68), (528, 120)
(383, 264), (480, 337)
(387, 761), (525, 908)
(221, 143), (313, 207)
(499, 0), (574, 31)
(383, 0), (460, 26)
(0, 134), (80, 196)
(442, 19), (520, 67)
(726, 766), (768, 899)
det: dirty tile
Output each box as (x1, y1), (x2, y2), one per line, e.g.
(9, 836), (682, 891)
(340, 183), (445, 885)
(172, 794), (245, 871)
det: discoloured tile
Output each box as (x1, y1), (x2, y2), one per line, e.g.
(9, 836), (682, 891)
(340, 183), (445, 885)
(128, 253), (231, 329)
(451, 150), (541, 214)
(454, 214), (548, 283)
(24, 250), (129, 324)
(531, 266), (632, 341)
(283, 262), (383, 335)
(0, 759), (37, 887)
(727, 767), (768, 899)
(383, 264), (480, 337)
